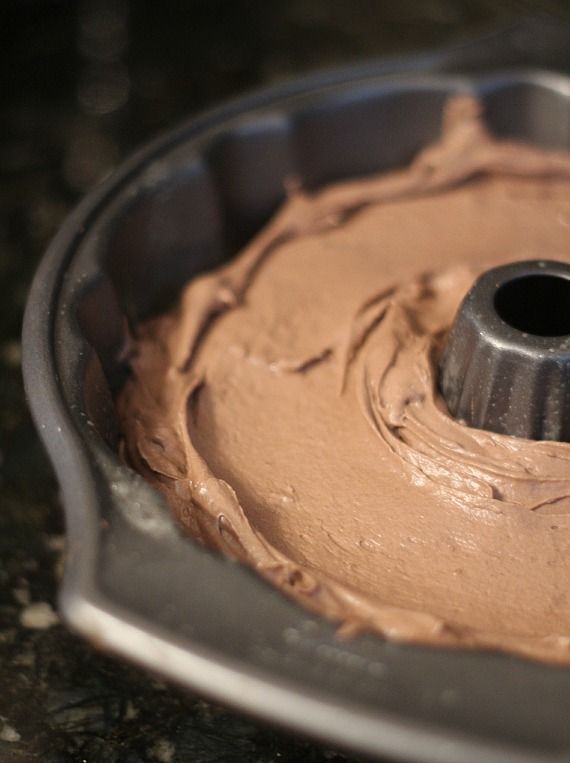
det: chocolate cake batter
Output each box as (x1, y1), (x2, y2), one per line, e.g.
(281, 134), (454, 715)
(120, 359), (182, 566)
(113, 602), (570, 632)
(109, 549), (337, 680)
(118, 97), (570, 663)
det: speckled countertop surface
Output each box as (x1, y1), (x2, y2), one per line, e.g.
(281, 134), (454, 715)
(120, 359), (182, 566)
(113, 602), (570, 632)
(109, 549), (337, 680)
(2, 2), (570, 761)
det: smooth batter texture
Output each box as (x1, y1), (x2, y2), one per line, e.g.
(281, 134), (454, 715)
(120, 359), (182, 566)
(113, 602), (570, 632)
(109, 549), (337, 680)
(118, 98), (570, 663)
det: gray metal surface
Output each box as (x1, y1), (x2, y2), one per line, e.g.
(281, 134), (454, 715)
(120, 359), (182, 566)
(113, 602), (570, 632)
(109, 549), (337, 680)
(23, 66), (570, 763)
(441, 260), (570, 441)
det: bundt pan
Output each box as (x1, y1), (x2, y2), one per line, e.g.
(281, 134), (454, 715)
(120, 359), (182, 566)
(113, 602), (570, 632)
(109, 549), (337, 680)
(22, 22), (570, 763)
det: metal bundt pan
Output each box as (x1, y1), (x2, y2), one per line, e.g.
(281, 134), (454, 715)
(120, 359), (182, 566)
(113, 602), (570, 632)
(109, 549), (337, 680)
(22, 25), (570, 763)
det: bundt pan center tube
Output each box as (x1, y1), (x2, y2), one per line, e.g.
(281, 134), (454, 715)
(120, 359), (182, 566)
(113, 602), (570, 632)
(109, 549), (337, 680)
(440, 260), (570, 441)
(21, 32), (570, 763)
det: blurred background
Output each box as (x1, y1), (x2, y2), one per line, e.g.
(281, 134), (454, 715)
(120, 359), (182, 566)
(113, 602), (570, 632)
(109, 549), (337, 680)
(1, 2), (570, 761)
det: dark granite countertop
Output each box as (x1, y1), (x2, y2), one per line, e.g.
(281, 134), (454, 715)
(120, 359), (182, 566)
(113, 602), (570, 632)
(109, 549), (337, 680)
(2, 2), (569, 761)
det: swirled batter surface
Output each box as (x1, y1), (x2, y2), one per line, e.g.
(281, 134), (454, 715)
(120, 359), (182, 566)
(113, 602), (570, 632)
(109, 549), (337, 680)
(118, 98), (570, 662)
